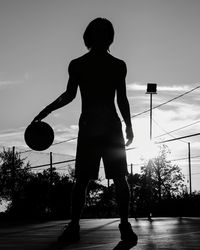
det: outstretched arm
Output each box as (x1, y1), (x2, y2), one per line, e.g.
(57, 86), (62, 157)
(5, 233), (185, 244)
(117, 61), (133, 146)
(32, 61), (78, 122)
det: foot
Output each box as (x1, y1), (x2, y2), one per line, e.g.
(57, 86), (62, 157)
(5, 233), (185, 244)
(57, 222), (80, 244)
(119, 222), (138, 246)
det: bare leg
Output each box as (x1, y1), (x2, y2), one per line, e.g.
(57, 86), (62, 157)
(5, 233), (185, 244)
(71, 177), (90, 225)
(57, 178), (89, 243)
(113, 176), (130, 224)
(113, 176), (138, 245)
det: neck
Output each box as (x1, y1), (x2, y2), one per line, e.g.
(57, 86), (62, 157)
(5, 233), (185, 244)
(90, 48), (108, 54)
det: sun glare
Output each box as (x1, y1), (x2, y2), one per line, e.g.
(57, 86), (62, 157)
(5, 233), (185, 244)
(127, 139), (160, 166)
(136, 140), (159, 160)
(125, 116), (161, 165)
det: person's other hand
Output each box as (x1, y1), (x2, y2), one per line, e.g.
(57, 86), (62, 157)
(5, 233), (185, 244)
(125, 126), (134, 146)
(32, 108), (50, 123)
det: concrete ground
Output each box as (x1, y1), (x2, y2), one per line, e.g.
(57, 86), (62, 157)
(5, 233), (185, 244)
(0, 217), (200, 249)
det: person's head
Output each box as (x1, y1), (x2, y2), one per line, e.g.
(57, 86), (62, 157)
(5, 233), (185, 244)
(83, 18), (114, 51)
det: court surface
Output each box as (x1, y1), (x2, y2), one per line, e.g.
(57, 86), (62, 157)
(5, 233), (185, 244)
(0, 217), (200, 249)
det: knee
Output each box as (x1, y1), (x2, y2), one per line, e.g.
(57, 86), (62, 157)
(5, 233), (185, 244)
(113, 176), (129, 192)
(113, 176), (127, 186)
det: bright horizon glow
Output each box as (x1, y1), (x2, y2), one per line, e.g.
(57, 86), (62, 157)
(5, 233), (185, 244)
(126, 115), (160, 164)
(127, 139), (160, 166)
(136, 140), (160, 161)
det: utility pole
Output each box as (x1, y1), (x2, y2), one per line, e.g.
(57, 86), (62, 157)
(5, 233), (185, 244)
(107, 179), (110, 188)
(12, 146), (15, 202)
(130, 164), (134, 218)
(49, 152), (53, 215)
(188, 142), (192, 194)
(50, 152), (53, 187)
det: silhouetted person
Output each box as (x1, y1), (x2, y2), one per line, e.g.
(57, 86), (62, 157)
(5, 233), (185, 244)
(33, 17), (138, 246)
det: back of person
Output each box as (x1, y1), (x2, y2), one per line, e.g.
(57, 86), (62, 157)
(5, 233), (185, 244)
(72, 51), (125, 135)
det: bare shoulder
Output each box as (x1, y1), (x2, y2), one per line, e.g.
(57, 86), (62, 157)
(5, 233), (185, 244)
(108, 53), (126, 64)
(108, 54), (127, 76)
(68, 54), (89, 75)
(69, 53), (90, 66)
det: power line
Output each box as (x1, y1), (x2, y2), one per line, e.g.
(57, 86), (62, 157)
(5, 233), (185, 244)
(51, 137), (77, 146)
(155, 132), (200, 144)
(116, 131), (200, 153)
(184, 172), (200, 176)
(130, 85), (200, 119)
(169, 155), (200, 162)
(19, 137), (78, 154)
(21, 150), (74, 157)
(30, 159), (76, 169)
(152, 118), (188, 144)
(154, 120), (200, 139)
(29, 153), (200, 171)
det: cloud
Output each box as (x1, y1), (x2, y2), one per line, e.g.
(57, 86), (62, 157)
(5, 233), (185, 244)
(158, 85), (189, 92)
(0, 80), (22, 87)
(53, 124), (78, 143)
(0, 72), (30, 88)
(0, 127), (25, 138)
(127, 82), (190, 92)
(70, 125), (78, 130)
(0, 127), (27, 150)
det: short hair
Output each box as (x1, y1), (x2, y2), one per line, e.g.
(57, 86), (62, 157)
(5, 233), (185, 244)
(83, 18), (114, 51)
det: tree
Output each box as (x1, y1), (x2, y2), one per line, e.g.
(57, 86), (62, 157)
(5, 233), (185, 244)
(0, 148), (75, 218)
(127, 145), (186, 217)
(0, 147), (31, 205)
(141, 144), (186, 200)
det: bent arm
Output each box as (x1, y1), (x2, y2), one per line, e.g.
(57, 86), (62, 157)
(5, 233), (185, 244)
(116, 61), (133, 146)
(116, 62), (132, 128)
(33, 61), (78, 122)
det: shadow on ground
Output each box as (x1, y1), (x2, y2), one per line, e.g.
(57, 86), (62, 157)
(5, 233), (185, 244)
(112, 240), (137, 249)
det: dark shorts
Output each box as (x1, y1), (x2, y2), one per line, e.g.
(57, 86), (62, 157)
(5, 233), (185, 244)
(75, 114), (128, 179)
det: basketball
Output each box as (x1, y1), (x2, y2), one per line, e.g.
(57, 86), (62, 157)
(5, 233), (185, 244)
(24, 121), (54, 151)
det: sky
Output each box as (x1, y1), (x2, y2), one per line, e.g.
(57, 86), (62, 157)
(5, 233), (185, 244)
(0, 0), (200, 192)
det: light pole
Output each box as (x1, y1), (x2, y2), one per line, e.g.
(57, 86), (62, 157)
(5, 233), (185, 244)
(145, 83), (157, 221)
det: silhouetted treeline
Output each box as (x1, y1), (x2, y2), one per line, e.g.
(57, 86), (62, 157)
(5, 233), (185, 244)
(0, 147), (200, 221)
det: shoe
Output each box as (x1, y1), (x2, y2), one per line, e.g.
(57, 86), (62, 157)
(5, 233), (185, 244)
(57, 222), (80, 244)
(119, 222), (138, 246)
